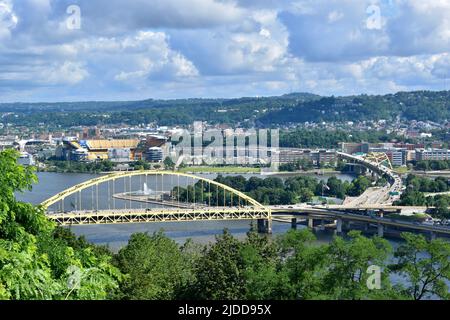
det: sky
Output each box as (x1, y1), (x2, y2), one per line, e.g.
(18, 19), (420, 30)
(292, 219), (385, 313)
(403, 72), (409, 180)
(0, 0), (449, 102)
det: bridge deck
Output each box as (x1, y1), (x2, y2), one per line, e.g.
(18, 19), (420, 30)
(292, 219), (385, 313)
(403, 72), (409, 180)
(270, 207), (450, 235)
(47, 207), (270, 226)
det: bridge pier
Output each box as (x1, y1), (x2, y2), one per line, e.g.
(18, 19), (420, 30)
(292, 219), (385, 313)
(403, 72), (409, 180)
(377, 223), (384, 237)
(257, 219), (272, 234)
(429, 231), (437, 240)
(336, 218), (343, 235)
(343, 220), (350, 231)
(308, 217), (314, 229)
(291, 218), (297, 229)
(266, 219), (272, 234)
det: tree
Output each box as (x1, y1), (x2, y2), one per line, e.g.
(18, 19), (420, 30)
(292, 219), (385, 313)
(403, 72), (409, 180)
(327, 176), (346, 199)
(433, 197), (450, 219)
(396, 190), (427, 206)
(114, 232), (192, 300)
(348, 176), (372, 196)
(239, 229), (280, 299)
(163, 157), (175, 170)
(193, 230), (245, 299)
(390, 233), (450, 300)
(298, 188), (314, 203)
(321, 231), (394, 299)
(0, 149), (120, 300)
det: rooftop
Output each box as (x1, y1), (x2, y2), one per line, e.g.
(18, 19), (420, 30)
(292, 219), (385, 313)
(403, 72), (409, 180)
(85, 139), (139, 150)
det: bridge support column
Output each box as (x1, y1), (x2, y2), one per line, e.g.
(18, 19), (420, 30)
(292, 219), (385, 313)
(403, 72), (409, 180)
(257, 219), (265, 233)
(257, 219), (272, 234)
(377, 223), (384, 237)
(343, 220), (350, 231)
(364, 223), (369, 232)
(429, 232), (437, 240)
(266, 219), (272, 234)
(308, 218), (314, 229)
(336, 219), (343, 234)
(320, 219), (325, 230)
(291, 218), (297, 230)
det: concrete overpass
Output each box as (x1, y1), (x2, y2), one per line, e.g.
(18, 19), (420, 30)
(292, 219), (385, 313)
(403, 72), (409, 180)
(269, 205), (449, 238)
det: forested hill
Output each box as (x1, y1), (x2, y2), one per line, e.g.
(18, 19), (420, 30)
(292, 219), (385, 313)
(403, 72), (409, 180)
(259, 91), (450, 125)
(0, 93), (320, 113)
(1, 91), (449, 128)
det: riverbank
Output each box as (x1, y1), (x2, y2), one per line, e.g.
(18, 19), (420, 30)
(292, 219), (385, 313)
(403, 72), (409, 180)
(178, 166), (261, 174)
(262, 169), (341, 176)
(37, 160), (347, 176)
(411, 170), (450, 176)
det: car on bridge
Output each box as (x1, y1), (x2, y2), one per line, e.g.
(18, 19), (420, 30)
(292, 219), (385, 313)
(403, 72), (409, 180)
(422, 219), (435, 226)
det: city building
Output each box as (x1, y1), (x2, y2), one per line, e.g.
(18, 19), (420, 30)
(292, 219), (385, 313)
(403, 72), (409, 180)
(340, 142), (370, 155)
(369, 147), (407, 166)
(386, 150), (405, 167)
(0, 136), (17, 151)
(17, 152), (35, 166)
(393, 143), (424, 150)
(278, 148), (337, 166)
(416, 149), (450, 161)
(317, 149), (337, 165)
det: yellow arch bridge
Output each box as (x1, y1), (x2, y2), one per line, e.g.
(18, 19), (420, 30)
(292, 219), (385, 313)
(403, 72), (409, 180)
(41, 171), (273, 233)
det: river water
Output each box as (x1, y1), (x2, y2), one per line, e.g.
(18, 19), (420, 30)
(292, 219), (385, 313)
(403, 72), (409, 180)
(17, 171), (354, 251)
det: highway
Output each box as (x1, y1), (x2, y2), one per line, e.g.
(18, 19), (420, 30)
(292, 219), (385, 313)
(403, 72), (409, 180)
(268, 204), (450, 236)
(337, 152), (403, 205)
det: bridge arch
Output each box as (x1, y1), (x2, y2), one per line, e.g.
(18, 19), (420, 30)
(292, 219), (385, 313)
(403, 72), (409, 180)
(41, 170), (269, 212)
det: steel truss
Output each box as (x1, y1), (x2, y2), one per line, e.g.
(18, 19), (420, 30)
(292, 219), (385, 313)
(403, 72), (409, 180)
(47, 208), (270, 226)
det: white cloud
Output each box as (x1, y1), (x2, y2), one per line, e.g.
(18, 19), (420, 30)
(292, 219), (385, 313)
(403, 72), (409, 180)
(41, 61), (89, 85)
(0, 0), (448, 101)
(328, 10), (344, 23)
(0, 0), (17, 39)
(74, 31), (200, 82)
